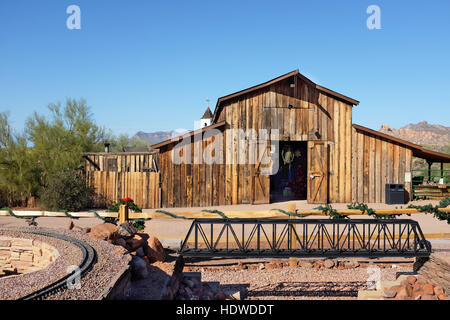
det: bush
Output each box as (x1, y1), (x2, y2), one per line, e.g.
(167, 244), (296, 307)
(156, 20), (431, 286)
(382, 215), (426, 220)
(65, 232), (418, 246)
(40, 169), (92, 212)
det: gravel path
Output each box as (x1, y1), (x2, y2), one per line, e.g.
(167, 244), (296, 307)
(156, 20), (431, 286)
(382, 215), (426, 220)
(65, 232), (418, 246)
(200, 262), (413, 300)
(0, 227), (130, 300)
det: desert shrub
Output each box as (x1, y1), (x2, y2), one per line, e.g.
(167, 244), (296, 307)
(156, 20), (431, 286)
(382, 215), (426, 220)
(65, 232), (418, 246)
(40, 169), (92, 212)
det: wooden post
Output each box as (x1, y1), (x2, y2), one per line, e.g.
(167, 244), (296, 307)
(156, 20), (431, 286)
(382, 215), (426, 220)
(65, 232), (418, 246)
(118, 204), (129, 225)
(288, 203), (297, 268)
(427, 160), (433, 182)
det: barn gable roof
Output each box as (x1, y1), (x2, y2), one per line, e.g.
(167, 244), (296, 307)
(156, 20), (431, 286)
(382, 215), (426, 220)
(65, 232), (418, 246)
(353, 124), (450, 163)
(212, 69), (360, 122)
(151, 120), (226, 149)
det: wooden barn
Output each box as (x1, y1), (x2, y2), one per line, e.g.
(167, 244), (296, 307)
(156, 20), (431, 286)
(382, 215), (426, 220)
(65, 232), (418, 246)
(84, 70), (450, 208)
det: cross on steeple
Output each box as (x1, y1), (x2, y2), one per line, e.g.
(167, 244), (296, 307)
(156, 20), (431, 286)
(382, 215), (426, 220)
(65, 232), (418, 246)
(206, 98), (210, 109)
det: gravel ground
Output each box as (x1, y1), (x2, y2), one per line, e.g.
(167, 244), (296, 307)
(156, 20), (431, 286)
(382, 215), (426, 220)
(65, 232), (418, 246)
(0, 227), (130, 300)
(200, 261), (413, 300)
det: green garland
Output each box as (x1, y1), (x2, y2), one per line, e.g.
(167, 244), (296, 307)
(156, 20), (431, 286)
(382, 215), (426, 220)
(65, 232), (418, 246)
(201, 209), (229, 219)
(57, 210), (79, 220)
(107, 199), (142, 213)
(270, 208), (307, 218)
(314, 204), (347, 219)
(347, 202), (395, 219)
(89, 209), (118, 225)
(155, 210), (193, 220)
(1, 207), (33, 220)
(407, 196), (450, 224)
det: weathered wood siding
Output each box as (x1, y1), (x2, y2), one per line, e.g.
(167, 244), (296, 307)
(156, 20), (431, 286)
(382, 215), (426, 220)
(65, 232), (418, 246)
(84, 153), (157, 173)
(351, 127), (413, 203)
(86, 171), (161, 208)
(84, 153), (161, 208)
(215, 75), (353, 205)
(158, 129), (227, 208)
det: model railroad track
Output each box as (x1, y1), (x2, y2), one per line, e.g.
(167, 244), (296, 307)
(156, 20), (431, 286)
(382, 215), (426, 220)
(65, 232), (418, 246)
(0, 228), (97, 300)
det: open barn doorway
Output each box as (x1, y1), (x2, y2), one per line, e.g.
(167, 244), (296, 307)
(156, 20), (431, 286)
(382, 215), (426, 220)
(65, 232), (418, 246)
(270, 141), (308, 203)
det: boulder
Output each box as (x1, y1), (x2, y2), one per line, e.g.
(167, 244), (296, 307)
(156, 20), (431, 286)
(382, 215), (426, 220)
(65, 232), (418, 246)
(324, 259), (335, 269)
(382, 289), (397, 298)
(146, 236), (166, 263)
(114, 246), (128, 255)
(214, 292), (227, 300)
(88, 223), (118, 242)
(118, 222), (137, 239)
(407, 275), (417, 285)
(396, 284), (412, 300)
(72, 226), (90, 234)
(135, 247), (145, 257)
(114, 238), (128, 249)
(126, 234), (145, 251)
(434, 286), (445, 296)
(131, 256), (148, 280)
(299, 261), (313, 268)
(423, 283), (434, 295)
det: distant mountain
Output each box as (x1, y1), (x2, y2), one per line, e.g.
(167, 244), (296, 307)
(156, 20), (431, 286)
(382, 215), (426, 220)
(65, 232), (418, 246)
(379, 121), (450, 147)
(133, 129), (189, 145)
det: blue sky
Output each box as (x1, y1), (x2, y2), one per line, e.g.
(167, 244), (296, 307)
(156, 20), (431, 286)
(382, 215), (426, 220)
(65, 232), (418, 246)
(1, 0), (449, 136)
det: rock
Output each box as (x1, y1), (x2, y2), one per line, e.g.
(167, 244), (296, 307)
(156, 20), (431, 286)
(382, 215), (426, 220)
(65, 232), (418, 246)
(407, 275), (417, 285)
(413, 290), (424, 298)
(236, 261), (247, 270)
(142, 256), (151, 266)
(146, 236), (166, 263)
(88, 223), (118, 242)
(126, 234), (145, 251)
(412, 283), (422, 293)
(215, 292), (227, 300)
(68, 221), (74, 230)
(423, 283), (434, 295)
(324, 259), (335, 269)
(299, 261), (313, 268)
(344, 261), (355, 269)
(382, 289), (397, 298)
(135, 246), (145, 257)
(396, 286), (412, 300)
(266, 260), (283, 269)
(118, 222), (137, 238)
(224, 290), (242, 300)
(390, 285), (403, 294)
(184, 279), (195, 289)
(115, 238), (128, 249)
(437, 293), (447, 300)
(422, 294), (438, 300)
(131, 256), (148, 280)
(72, 226), (89, 233)
(258, 263), (265, 270)
(434, 286), (445, 296)
(114, 246), (128, 255)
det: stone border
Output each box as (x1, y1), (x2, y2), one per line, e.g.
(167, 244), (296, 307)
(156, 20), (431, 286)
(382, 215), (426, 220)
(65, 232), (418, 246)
(0, 236), (59, 275)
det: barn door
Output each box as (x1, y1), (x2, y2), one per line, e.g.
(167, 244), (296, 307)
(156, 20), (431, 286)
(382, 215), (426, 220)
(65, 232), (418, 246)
(252, 140), (270, 204)
(307, 141), (328, 204)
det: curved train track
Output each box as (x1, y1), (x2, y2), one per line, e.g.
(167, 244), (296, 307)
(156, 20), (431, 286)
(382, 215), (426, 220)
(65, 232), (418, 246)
(0, 228), (97, 300)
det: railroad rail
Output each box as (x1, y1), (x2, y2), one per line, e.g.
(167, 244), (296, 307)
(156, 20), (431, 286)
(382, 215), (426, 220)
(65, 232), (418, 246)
(0, 228), (97, 300)
(179, 219), (432, 258)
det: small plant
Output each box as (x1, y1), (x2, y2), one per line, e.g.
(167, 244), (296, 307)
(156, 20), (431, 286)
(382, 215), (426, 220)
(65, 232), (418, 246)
(107, 197), (142, 213)
(106, 197), (146, 231)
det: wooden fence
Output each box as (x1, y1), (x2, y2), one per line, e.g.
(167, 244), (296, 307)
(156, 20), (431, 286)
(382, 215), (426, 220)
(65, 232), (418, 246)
(86, 171), (161, 208)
